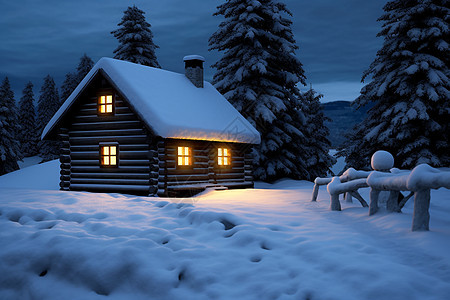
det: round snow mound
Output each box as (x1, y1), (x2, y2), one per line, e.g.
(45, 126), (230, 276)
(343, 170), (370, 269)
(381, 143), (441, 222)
(371, 150), (394, 171)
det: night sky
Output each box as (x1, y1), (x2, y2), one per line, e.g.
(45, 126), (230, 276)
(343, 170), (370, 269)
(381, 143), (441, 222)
(0, 0), (387, 103)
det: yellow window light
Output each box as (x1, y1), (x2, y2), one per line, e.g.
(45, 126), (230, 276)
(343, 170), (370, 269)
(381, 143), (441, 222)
(101, 145), (117, 166)
(218, 147), (231, 166)
(177, 146), (191, 166)
(99, 94), (113, 114)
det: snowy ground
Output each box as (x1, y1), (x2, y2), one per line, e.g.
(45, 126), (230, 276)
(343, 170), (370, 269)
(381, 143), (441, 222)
(0, 161), (449, 300)
(17, 156), (43, 169)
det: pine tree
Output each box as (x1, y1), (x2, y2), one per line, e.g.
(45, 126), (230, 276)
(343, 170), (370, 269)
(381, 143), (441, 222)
(302, 88), (336, 178)
(340, 0), (449, 169)
(209, 0), (307, 181)
(111, 5), (160, 68)
(0, 77), (21, 174)
(76, 53), (94, 83)
(60, 54), (94, 103)
(18, 82), (38, 157)
(60, 72), (77, 104)
(37, 75), (60, 161)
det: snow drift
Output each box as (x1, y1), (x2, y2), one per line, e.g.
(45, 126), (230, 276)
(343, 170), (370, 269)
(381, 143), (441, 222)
(0, 161), (449, 299)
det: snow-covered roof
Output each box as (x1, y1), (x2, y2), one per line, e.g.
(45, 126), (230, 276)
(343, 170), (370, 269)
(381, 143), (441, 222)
(42, 57), (260, 144)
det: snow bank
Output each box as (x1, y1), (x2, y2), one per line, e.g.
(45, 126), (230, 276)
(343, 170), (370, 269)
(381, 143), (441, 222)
(1, 169), (450, 299)
(0, 160), (59, 190)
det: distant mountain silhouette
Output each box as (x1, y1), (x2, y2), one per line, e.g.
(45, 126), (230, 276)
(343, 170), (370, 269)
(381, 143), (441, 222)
(321, 101), (372, 148)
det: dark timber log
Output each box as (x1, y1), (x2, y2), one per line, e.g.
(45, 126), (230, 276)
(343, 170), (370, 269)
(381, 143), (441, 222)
(157, 140), (167, 197)
(59, 128), (70, 191)
(70, 144), (149, 152)
(69, 135), (148, 145)
(71, 173), (149, 179)
(71, 120), (142, 131)
(70, 178), (150, 185)
(71, 166), (150, 173)
(70, 184), (150, 195)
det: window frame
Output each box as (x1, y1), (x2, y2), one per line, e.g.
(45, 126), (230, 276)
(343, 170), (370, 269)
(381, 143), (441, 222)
(99, 142), (119, 168)
(217, 146), (232, 168)
(97, 92), (115, 116)
(176, 146), (193, 169)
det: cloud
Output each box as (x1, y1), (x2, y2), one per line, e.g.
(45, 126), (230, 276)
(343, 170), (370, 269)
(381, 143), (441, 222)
(0, 0), (386, 103)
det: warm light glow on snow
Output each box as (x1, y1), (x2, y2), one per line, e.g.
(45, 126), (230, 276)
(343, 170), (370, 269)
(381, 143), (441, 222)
(177, 146), (191, 166)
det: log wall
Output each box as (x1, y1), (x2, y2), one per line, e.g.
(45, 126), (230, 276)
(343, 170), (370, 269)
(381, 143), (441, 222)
(62, 76), (158, 196)
(159, 139), (254, 196)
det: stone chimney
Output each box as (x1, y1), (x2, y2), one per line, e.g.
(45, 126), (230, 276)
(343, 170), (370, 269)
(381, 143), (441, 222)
(183, 55), (205, 88)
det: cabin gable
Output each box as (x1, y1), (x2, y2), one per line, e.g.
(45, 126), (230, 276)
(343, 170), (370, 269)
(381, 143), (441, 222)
(59, 72), (159, 195)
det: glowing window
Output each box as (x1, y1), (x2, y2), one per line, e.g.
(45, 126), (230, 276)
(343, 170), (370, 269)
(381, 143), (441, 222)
(177, 146), (191, 166)
(101, 145), (117, 166)
(218, 148), (231, 166)
(99, 95), (113, 114)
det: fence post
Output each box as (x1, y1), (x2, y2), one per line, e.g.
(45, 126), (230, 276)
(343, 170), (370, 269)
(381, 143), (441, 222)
(345, 192), (353, 203)
(311, 183), (319, 202)
(330, 193), (341, 211)
(412, 189), (431, 231)
(369, 188), (380, 215)
(387, 190), (400, 212)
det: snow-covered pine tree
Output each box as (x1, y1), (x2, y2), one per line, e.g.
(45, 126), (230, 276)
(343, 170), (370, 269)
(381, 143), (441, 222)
(302, 88), (336, 178)
(76, 54), (94, 83)
(209, 0), (308, 181)
(0, 77), (21, 174)
(340, 0), (449, 169)
(111, 5), (160, 68)
(60, 54), (94, 103)
(37, 75), (60, 162)
(18, 82), (38, 157)
(60, 72), (77, 104)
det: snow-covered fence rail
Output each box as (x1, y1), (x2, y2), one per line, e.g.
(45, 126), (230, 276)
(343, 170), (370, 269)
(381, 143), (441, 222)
(327, 177), (369, 211)
(311, 150), (450, 231)
(311, 177), (332, 202)
(311, 168), (371, 206)
(367, 164), (450, 231)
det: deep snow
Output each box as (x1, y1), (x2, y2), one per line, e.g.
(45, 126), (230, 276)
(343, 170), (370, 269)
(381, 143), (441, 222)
(0, 161), (449, 300)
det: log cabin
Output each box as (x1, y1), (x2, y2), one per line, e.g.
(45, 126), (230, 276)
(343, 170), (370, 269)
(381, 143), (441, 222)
(41, 56), (260, 197)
